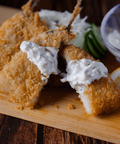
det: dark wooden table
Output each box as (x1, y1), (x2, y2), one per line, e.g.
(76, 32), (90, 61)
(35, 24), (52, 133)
(0, 0), (119, 143)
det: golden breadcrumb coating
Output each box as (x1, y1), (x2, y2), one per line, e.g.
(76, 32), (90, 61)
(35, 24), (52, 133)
(61, 44), (120, 115)
(0, 51), (47, 108)
(31, 26), (75, 50)
(66, 0), (82, 32)
(61, 44), (95, 61)
(84, 76), (120, 115)
(0, 2), (48, 71)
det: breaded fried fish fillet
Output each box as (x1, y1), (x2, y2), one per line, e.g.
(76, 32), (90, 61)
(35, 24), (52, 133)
(0, 42), (60, 108)
(60, 45), (120, 115)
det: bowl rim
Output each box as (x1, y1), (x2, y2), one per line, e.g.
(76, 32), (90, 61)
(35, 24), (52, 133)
(101, 4), (120, 51)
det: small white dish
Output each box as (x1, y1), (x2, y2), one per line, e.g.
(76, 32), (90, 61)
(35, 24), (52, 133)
(101, 4), (120, 62)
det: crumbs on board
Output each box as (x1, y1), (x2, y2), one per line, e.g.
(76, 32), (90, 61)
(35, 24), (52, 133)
(68, 104), (75, 110)
(16, 106), (24, 110)
(51, 103), (59, 109)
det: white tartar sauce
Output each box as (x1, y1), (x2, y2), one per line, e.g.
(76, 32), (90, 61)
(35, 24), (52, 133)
(61, 59), (108, 86)
(107, 30), (120, 49)
(20, 41), (60, 81)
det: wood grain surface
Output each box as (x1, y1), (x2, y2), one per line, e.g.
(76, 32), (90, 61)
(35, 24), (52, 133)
(0, 6), (20, 25)
(1, 82), (120, 143)
(0, 3), (119, 144)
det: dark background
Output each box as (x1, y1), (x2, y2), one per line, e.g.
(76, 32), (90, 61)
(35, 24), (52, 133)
(0, 0), (120, 26)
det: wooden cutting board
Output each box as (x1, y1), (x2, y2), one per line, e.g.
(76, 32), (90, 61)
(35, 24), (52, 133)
(1, 6), (120, 144)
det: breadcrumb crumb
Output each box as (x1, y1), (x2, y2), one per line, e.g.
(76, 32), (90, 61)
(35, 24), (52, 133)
(51, 103), (59, 109)
(68, 104), (75, 110)
(16, 106), (24, 110)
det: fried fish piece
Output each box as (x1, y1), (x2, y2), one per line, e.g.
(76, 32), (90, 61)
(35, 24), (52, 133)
(0, 29), (75, 107)
(0, 0), (48, 71)
(31, 26), (75, 50)
(0, 50), (46, 108)
(60, 44), (120, 115)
